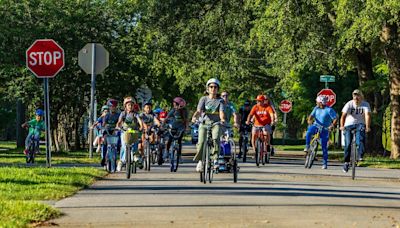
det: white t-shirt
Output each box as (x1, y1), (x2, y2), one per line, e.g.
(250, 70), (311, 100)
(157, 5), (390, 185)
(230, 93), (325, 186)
(342, 100), (371, 127)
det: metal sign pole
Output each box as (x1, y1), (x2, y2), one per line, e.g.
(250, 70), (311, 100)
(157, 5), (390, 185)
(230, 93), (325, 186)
(88, 43), (96, 158)
(283, 112), (287, 145)
(44, 78), (51, 167)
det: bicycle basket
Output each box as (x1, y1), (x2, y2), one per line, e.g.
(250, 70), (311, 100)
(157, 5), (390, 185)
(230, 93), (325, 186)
(106, 135), (119, 145)
(124, 129), (140, 144)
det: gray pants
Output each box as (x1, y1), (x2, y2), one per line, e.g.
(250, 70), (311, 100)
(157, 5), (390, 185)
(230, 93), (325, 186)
(193, 122), (221, 161)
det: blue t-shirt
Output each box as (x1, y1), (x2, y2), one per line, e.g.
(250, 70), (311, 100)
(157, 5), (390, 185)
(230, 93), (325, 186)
(310, 106), (337, 128)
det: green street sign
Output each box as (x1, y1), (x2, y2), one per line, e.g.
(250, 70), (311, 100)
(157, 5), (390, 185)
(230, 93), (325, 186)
(320, 75), (335, 82)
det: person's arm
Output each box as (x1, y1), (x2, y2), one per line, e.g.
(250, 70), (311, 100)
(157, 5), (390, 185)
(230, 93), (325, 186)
(191, 97), (204, 123)
(137, 116), (144, 131)
(219, 109), (226, 123)
(246, 107), (255, 125)
(365, 112), (371, 132)
(154, 115), (161, 127)
(116, 113), (123, 129)
(307, 107), (316, 125)
(340, 113), (347, 131)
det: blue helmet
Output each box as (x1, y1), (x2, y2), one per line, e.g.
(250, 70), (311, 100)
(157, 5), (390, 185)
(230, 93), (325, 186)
(35, 109), (44, 116)
(153, 108), (163, 114)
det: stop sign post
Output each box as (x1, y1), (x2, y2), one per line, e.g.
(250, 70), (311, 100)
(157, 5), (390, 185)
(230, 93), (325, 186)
(317, 89), (336, 107)
(26, 39), (65, 168)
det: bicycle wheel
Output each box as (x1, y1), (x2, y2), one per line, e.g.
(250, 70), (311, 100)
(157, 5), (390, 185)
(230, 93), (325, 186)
(170, 143), (176, 172)
(126, 147), (131, 179)
(255, 140), (260, 167)
(144, 141), (151, 171)
(308, 140), (318, 169)
(261, 142), (266, 166)
(351, 141), (356, 180)
(233, 159), (238, 183)
(174, 148), (180, 172)
(133, 159), (137, 174)
(304, 150), (310, 168)
(265, 145), (271, 164)
(157, 144), (163, 166)
(203, 144), (209, 184)
(242, 138), (248, 163)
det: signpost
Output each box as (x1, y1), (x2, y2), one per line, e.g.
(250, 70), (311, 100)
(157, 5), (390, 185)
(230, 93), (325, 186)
(317, 89), (336, 107)
(279, 100), (292, 145)
(78, 43), (109, 158)
(26, 39), (65, 167)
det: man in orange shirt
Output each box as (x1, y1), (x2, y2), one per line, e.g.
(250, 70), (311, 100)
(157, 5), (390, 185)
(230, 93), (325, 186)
(246, 95), (275, 154)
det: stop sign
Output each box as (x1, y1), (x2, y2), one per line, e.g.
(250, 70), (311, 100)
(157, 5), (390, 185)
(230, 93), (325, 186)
(317, 89), (336, 107)
(26, 39), (64, 78)
(279, 100), (292, 113)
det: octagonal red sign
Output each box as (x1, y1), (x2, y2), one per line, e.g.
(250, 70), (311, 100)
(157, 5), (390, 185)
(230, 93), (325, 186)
(279, 100), (292, 113)
(317, 89), (336, 107)
(26, 39), (64, 78)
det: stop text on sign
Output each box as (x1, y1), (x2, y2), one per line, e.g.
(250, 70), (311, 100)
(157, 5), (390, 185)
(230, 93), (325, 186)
(28, 51), (63, 66)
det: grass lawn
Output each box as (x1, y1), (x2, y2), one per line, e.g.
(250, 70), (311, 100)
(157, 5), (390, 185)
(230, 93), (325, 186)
(0, 141), (106, 227)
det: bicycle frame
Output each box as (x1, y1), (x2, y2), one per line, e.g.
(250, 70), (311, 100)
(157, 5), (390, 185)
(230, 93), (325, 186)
(254, 126), (268, 167)
(168, 126), (184, 172)
(304, 124), (325, 169)
(200, 121), (220, 184)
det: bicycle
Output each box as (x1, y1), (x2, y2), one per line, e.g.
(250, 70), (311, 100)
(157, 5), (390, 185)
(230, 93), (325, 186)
(253, 126), (270, 167)
(348, 124), (365, 180)
(218, 126), (239, 183)
(167, 124), (184, 172)
(26, 134), (40, 164)
(200, 121), (221, 184)
(143, 126), (157, 171)
(122, 128), (141, 179)
(103, 129), (119, 173)
(239, 124), (251, 163)
(304, 124), (325, 169)
(149, 126), (162, 166)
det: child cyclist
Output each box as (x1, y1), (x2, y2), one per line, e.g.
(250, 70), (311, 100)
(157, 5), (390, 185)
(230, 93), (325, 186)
(116, 96), (143, 171)
(139, 102), (161, 157)
(166, 97), (188, 158)
(21, 109), (45, 155)
(101, 99), (121, 167)
(91, 105), (109, 153)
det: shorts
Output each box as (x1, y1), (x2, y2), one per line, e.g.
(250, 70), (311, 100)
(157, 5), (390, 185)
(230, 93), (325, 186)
(252, 125), (272, 135)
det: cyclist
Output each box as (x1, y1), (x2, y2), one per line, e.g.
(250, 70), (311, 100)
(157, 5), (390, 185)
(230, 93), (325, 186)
(21, 109), (45, 155)
(166, 97), (189, 159)
(340, 89), (371, 172)
(245, 95), (275, 157)
(304, 95), (337, 169)
(191, 78), (226, 172)
(116, 96), (143, 171)
(91, 105), (109, 153)
(221, 91), (239, 129)
(238, 100), (252, 158)
(101, 99), (121, 167)
(139, 102), (161, 157)
(153, 108), (163, 121)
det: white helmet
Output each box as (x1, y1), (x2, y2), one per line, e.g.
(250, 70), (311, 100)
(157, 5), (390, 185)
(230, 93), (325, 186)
(316, 95), (328, 105)
(206, 78), (221, 88)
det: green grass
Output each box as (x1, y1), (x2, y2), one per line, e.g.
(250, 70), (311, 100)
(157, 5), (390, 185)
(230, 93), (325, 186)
(358, 156), (400, 169)
(0, 141), (106, 227)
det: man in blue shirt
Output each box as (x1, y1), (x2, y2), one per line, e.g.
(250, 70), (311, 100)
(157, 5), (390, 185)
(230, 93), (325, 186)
(304, 95), (338, 169)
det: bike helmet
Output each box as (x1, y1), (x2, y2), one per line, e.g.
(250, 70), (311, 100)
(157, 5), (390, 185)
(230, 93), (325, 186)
(316, 95), (328, 105)
(35, 109), (44, 116)
(244, 100), (250, 106)
(133, 103), (140, 112)
(107, 99), (118, 107)
(153, 108), (163, 114)
(255, 95), (267, 101)
(101, 105), (109, 112)
(206, 78), (221, 88)
(159, 111), (168, 119)
(123, 97), (134, 107)
(173, 97), (186, 107)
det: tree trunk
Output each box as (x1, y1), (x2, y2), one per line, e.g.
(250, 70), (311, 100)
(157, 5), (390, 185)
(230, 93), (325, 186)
(356, 47), (384, 155)
(52, 128), (60, 152)
(16, 99), (26, 148)
(382, 23), (400, 159)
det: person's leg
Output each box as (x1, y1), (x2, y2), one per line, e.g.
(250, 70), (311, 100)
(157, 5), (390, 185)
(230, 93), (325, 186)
(238, 129), (243, 158)
(211, 123), (221, 160)
(356, 125), (366, 160)
(119, 132), (126, 164)
(320, 129), (329, 167)
(193, 124), (206, 161)
(305, 125), (317, 151)
(251, 127), (257, 154)
(343, 127), (353, 163)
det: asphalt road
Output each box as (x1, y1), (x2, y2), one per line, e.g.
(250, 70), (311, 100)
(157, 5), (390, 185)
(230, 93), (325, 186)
(46, 145), (400, 227)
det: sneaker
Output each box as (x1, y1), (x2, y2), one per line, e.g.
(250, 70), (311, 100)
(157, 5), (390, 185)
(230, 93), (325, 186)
(196, 161), (203, 172)
(342, 163), (349, 173)
(303, 146), (310, 152)
(358, 157), (364, 162)
(100, 158), (106, 167)
(271, 147), (275, 156)
(116, 161), (123, 172)
(321, 164), (327, 170)
(138, 157), (144, 169)
(213, 160), (219, 170)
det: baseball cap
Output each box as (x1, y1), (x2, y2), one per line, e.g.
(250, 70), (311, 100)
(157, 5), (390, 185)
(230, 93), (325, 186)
(352, 89), (362, 96)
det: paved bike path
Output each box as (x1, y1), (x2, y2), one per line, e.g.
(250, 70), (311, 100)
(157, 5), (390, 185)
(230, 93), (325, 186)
(45, 146), (400, 227)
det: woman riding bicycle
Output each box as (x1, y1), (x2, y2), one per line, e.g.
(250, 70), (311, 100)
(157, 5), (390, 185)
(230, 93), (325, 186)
(246, 94), (275, 157)
(304, 95), (337, 169)
(191, 78), (226, 172)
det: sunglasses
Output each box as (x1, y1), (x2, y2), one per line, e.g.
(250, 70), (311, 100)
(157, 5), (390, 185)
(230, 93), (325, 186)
(209, 85), (218, 89)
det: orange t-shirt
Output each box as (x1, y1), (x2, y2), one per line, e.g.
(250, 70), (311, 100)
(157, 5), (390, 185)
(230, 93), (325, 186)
(250, 104), (275, 126)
